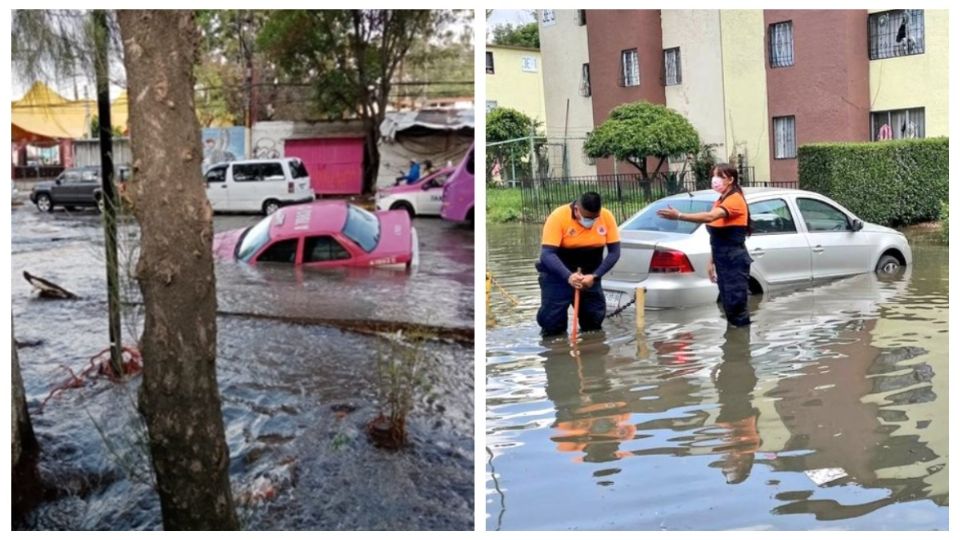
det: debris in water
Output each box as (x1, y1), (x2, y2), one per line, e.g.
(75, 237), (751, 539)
(804, 467), (848, 486)
(40, 346), (143, 410)
(23, 271), (79, 299)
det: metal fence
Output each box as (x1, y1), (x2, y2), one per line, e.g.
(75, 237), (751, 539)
(517, 172), (797, 223)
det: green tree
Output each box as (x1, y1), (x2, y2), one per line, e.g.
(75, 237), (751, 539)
(584, 101), (700, 180)
(258, 10), (449, 194)
(491, 22), (540, 49)
(486, 107), (540, 182)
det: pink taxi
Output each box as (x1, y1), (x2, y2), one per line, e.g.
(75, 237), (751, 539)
(375, 166), (455, 217)
(213, 200), (419, 268)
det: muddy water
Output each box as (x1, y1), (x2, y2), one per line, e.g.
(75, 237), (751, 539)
(486, 222), (947, 530)
(12, 206), (473, 530)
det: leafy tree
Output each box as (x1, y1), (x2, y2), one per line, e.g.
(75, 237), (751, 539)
(486, 107), (540, 182)
(584, 101), (700, 180)
(258, 10), (449, 194)
(491, 22), (540, 49)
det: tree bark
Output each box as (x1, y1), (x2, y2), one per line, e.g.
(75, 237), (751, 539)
(12, 322), (43, 523)
(117, 10), (238, 530)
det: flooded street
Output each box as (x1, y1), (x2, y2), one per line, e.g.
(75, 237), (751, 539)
(12, 204), (474, 530)
(486, 222), (947, 530)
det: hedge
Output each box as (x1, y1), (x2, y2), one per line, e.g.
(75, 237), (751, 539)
(798, 137), (948, 227)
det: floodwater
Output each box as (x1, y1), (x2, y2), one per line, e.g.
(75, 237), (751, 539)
(486, 222), (947, 530)
(11, 204), (474, 530)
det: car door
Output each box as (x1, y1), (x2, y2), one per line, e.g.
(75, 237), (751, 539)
(52, 170), (78, 203)
(419, 172), (450, 215)
(78, 168), (100, 205)
(745, 196), (812, 286)
(795, 196), (874, 279)
(259, 161), (287, 207)
(254, 237), (301, 264)
(302, 235), (355, 267)
(204, 165), (229, 211)
(230, 163), (261, 211)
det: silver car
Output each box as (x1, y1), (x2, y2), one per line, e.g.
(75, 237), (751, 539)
(603, 188), (913, 308)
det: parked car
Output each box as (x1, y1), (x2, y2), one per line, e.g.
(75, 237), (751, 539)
(203, 157), (315, 215)
(375, 166), (455, 217)
(30, 166), (105, 213)
(213, 200), (419, 269)
(440, 145), (474, 225)
(602, 188), (913, 308)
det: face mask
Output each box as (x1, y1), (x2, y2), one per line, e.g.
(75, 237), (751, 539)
(711, 176), (727, 194)
(579, 217), (596, 229)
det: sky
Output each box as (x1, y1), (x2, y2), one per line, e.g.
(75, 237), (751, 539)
(486, 9), (536, 40)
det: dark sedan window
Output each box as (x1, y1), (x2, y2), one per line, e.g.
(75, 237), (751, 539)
(624, 199), (714, 234)
(749, 198), (797, 234)
(303, 235), (351, 262)
(257, 238), (299, 263)
(797, 198), (851, 232)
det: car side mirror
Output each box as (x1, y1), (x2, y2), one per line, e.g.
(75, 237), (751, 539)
(851, 219), (864, 232)
(54, 179), (62, 185)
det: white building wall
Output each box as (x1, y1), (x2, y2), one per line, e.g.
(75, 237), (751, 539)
(538, 9), (596, 177)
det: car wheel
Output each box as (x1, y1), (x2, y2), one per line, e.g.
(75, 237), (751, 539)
(875, 254), (901, 275)
(391, 201), (415, 218)
(36, 194), (54, 213)
(262, 199), (281, 216)
(96, 196), (105, 213)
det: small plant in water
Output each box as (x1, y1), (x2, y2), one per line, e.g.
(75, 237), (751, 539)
(367, 331), (429, 450)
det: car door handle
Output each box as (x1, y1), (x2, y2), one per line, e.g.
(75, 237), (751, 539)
(812, 245), (824, 253)
(221, 184), (228, 188)
(751, 247), (764, 257)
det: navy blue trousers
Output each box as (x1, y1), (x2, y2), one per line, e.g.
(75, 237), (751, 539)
(713, 244), (752, 327)
(537, 273), (606, 336)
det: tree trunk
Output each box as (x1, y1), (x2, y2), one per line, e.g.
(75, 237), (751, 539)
(12, 323), (43, 523)
(362, 117), (381, 194)
(117, 10), (238, 530)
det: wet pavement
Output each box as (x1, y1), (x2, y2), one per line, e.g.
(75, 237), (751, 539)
(486, 222), (947, 530)
(12, 204), (474, 530)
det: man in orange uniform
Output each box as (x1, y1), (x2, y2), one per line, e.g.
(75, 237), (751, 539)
(536, 192), (621, 336)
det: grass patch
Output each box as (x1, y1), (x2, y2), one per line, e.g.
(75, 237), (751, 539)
(487, 187), (522, 223)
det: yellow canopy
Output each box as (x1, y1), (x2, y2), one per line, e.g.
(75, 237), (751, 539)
(11, 81), (128, 141)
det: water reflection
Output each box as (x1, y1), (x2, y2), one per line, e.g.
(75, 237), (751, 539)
(486, 222), (947, 530)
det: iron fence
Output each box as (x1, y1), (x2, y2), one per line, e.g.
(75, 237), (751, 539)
(517, 171), (796, 223)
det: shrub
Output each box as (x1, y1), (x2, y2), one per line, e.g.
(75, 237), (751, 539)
(798, 137), (948, 227)
(941, 201), (949, 244)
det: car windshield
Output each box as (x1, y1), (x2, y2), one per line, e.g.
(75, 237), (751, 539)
(342, 205), (380, 253)
(236, 215), (275, 262)
(623, 198), (715, 234)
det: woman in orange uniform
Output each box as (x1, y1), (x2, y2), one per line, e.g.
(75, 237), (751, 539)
(657, 164), (752, 326)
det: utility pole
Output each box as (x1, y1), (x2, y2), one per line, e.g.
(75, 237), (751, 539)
(93, 10), (123, 374)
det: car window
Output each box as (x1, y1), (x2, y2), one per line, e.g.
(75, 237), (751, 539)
(749, 198), (797, 234)
(342, 205), (380, 253)
(61, 171), (82, 183)
(233, 163), (260, 182)
(465, 149), (474, 175)
(797, 198), (850, 232)
(261, 162), (285, 181)
(81, 169), (100, 182)
(426, 173), (451, 189)
(257, 238), (299, 263)
(236, 215), (274, 262)
(289, 160), (309, 179)
(205, 166), (227, 183)
(623, 199), (714, 234)
(303, 235), (351, 262)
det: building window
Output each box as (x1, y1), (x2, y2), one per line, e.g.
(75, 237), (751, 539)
(580, 63), (591, 97)
(619, 48), (640, 87)
(486, 51), (494, 74)
(871, 108), (925, 140)
(520, 56), (538, 73)
(869, 10), (925, 60)
(486, 101), (498, 113)
(773, 116), (796, 159)
(769, 21), (794, 68)
(541, 10), (556, 27)
(577, 10), (587, 26)
(663, 47), (681, 86)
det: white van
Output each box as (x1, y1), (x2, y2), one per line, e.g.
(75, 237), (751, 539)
(204, 158), (315, 215)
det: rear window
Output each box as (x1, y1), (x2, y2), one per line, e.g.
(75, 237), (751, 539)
(236, 215), (274, 261)
(290, 160), (309, 179)
(342, 205), (380, 253)
(623, 199), (714, 234)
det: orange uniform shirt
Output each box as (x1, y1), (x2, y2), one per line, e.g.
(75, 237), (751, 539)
(542, 203), (620, 274)
(708, 191), (749, 228)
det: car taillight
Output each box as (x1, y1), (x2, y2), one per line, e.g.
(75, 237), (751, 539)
(288, 181), (294, 194)
(649, 249), (694, 273)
